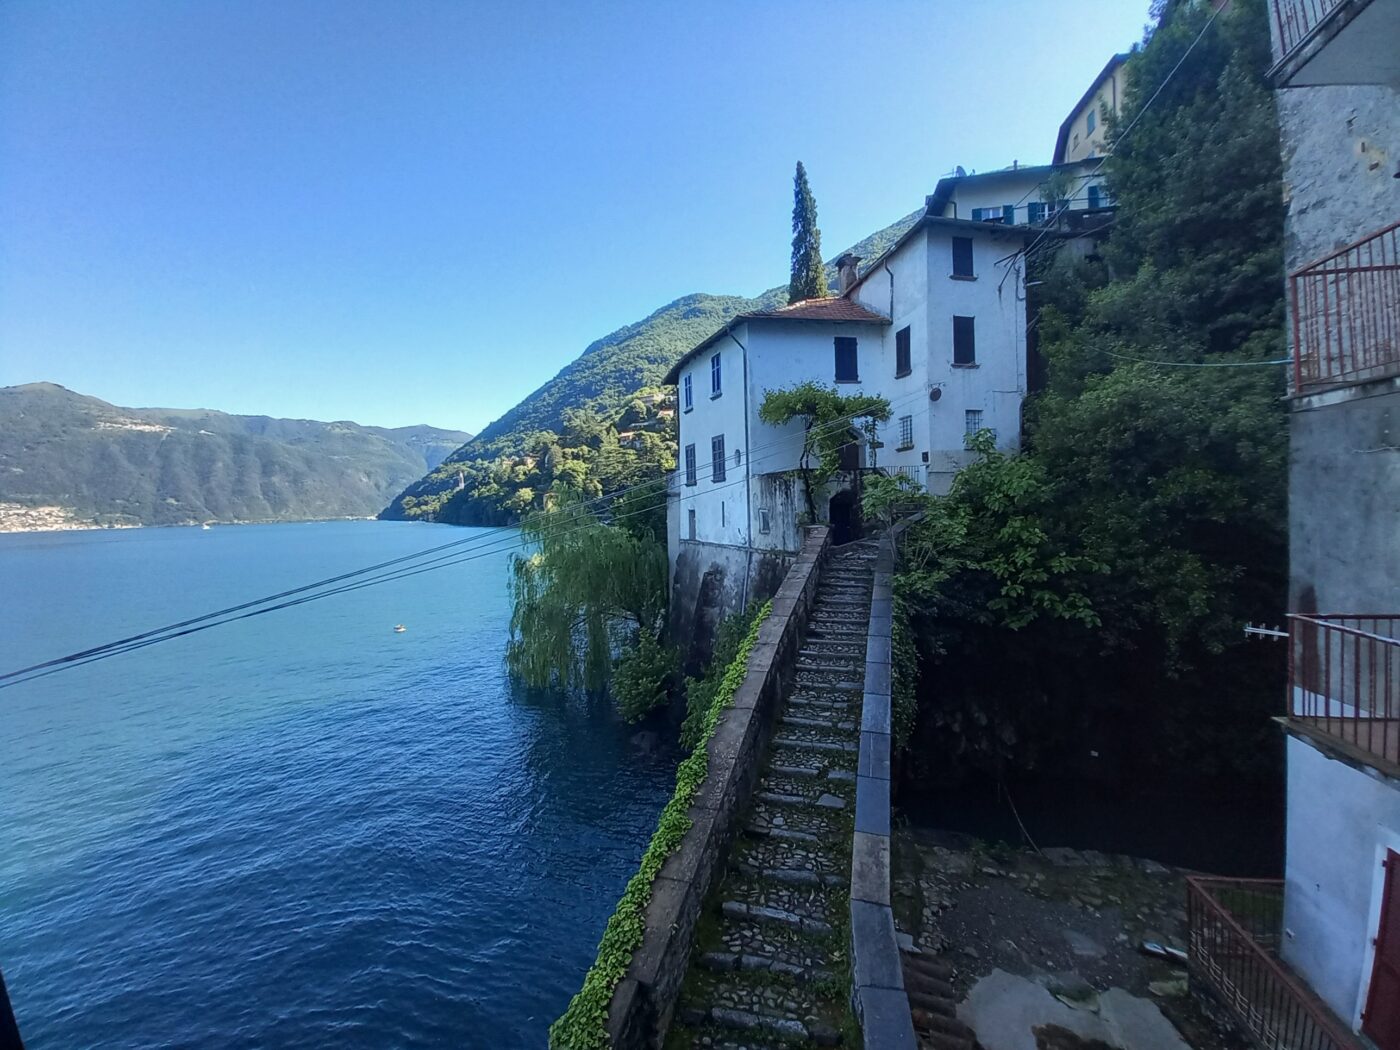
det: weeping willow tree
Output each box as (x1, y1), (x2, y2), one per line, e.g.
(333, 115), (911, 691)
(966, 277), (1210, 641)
(506, 503), (669, 696)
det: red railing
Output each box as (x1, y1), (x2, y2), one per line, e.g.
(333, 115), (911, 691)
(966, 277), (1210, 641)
(1288, 614), (1400, 769)
(1292, 221), (1400, 392)
(1272, 0), (1344, 57)
(1187, 877), (1360, 1050)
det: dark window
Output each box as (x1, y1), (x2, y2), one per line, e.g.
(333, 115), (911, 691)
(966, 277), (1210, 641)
(682, 374), (693, 411)
(1027, 201), (1044, 224)
(1002, 204), (1015, 224)
(687, 508), (696, 539)
(1086, 108), (1097, 134)
(759, 508), (771, 534)
(711, 434), (726, 483)
(834, 336), (858, 381)
(953, 315), (976, 365)
(952, 237), (974, 277)
(895, 326), (911, 377)
(1087, 184), (1101, 209)
(710, 352), (722, 396)
(684, 444), (697, 485)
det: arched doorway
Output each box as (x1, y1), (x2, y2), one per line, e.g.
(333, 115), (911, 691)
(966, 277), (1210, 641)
(828, 489), (859, 546)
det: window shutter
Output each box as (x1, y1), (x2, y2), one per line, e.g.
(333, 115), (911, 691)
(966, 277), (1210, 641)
(952, 237), (974, 277)
(1088, 184), (1101, 209)
(953, 315), (976, 365)
(971, 207), (983, 222)
(834, 336), (858, 381)
(1002, 204), (1015, 224)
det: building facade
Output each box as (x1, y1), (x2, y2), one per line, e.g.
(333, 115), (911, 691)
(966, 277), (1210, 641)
(1187, 3), (1400, 1048)
(1053, 53), (1131, 164)
(662, 211), (1030, 659)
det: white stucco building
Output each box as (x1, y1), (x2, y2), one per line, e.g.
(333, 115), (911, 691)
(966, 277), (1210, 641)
(661, 209), (1031, 653)
(926, 158), (1115, 232)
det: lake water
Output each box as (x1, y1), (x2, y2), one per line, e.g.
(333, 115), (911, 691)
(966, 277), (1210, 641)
(0, 521), (677, 1048)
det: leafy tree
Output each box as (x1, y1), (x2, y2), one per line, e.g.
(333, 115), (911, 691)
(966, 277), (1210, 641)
(788, 162), (829, 303)
(886, 0), (1288, 788)
(506, 503), (668, 697)
(758, 381), (890, 519)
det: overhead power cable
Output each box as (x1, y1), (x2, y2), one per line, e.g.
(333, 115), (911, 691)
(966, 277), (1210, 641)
(2, 384), (936, 688)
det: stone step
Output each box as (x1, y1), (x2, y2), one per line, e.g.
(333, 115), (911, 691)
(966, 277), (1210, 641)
(756, 787), (848, 812)
(733, 860), (845, 888)
(746, 823), (822, 844)
(781, 712), (857, 732)
(705, 912), (840, 971)
(786, 697), (854, 715)
(911, 1006), (977, 1045)
(724, 872), (838, 928)
(720, 899), (832, 935)
(749, 795), (846, 839)
(904, 954), (958, 981)
(698, 947), (835, 983)
(802, 637), (866, 654)
(795, 669), (863, 691)
(799, 645), (863, 661)
(814, 596), (870, 610)
(734, 832), (844, 879)
(771, 734), (858, 755)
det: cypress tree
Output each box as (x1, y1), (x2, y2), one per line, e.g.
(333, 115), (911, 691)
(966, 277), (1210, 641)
(788, 162), (828, 303)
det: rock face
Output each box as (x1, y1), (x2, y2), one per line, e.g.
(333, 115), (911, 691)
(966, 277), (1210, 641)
(666, 541), (882, 1046)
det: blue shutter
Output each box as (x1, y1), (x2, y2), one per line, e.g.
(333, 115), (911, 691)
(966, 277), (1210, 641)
(1088, 184), (1101, 209)
(1002, 204), (1015, 224)
(971, 207), (983, 222)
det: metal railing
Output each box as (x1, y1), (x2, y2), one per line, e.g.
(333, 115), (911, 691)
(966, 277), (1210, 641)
(1186, 877), (1359, 1050)
(1288, 614), (1400, 768)
(1272, 0), (1344, 58)
(1292, 221), (1400, 391)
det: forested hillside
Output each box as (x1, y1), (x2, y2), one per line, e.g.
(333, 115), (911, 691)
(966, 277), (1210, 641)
(0, 383), (470, 528)
(382, 212), (920, 525)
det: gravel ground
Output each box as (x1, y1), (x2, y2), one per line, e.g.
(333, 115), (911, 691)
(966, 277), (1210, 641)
(891, 825), (1254, 1050)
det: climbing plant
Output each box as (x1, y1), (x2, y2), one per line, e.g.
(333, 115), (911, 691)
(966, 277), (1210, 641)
(549, 602), (772, 1050)
(758, 381), (890, 520)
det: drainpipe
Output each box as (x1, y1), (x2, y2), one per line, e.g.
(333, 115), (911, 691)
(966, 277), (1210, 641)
(883, 261), (895, 319)
(728, 329), (753, 611)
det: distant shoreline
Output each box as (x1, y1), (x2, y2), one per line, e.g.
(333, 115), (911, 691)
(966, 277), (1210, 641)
(0, 506), (382, 535)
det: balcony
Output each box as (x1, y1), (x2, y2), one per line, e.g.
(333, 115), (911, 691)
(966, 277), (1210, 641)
(1186, 877), (1362, 1050)
(1291, 221), (1400, 393)
(1287, 614), (1400, 773)
(1270, 0), (1400, 87)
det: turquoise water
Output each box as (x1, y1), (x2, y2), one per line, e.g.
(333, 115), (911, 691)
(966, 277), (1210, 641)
(0, 521), (676, 1048)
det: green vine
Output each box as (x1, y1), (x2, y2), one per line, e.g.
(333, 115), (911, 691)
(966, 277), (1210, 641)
(891, 590), (917, 753)
(549, 600), (773, 1049)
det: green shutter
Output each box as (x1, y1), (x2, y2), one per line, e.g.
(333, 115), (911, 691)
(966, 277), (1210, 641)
(1003, 204), (1015, 224)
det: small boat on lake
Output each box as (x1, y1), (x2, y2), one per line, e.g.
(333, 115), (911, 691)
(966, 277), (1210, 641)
(393, 624), (406, 633)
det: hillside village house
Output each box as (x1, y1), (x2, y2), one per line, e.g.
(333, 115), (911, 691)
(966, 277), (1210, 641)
(1184, 1), (1400, 1047)
(1053, 53), (1131, 164)
(662, 207), (1034, 650)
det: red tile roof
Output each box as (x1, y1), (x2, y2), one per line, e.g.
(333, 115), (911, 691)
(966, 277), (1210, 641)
(663, 297), (890, 383)
(746, 297), (891, 323)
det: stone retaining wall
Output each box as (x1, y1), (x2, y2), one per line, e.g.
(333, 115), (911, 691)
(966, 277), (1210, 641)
(606, 526), (832, 1048)
(849, 529), (918, 1048)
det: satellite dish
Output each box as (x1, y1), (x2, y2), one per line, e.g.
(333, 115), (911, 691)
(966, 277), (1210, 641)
(929, 387), (943, 402)
(955, 165), (967, 178)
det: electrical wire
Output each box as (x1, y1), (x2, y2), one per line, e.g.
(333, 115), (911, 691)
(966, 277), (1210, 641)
(2, 383), (940, 688)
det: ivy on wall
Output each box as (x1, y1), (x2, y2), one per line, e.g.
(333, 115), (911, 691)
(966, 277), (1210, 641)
(548, 601), (774, 1050)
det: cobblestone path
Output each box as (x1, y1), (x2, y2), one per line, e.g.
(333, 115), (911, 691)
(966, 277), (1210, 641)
(667, 541), (879, 1049)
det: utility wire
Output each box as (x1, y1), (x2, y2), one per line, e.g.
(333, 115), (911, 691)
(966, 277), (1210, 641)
(2, 384), (938, 688)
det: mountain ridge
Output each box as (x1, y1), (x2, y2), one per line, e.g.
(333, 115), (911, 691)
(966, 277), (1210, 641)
(383, 209), (921, 524)
(0, 383), (470, 530)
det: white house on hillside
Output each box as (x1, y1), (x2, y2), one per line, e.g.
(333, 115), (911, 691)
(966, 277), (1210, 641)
(926, 159), (1115, 236)
(662, 208), (1031, 650)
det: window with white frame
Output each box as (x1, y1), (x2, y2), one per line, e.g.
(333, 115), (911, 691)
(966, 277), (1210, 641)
(682, 374), (693, 411)
(710, 352), (722, 396)
(759, 508), (771, 534)
(711, 434), (726, 482)
(684, 444), (697, 485)
(965, 409), (983, 436)
(897, 414), (913, 450)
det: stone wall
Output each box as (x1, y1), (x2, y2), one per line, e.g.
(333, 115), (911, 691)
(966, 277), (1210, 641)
(605, 527), (831, 1048)
(669, 539), (796, 671)
(848, 529), (918, 1048)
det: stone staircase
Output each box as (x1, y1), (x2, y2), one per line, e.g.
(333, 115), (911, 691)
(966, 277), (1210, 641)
(667, 541), (880, 1049)
(903, 952), (976, 1050)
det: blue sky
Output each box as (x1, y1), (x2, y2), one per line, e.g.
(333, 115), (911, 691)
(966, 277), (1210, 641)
(1, 1), (1150, 432)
